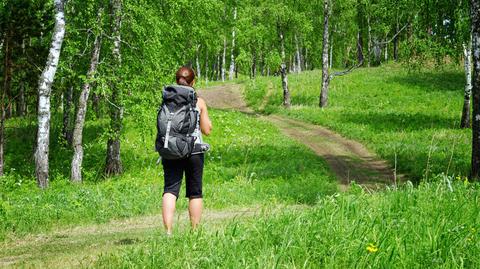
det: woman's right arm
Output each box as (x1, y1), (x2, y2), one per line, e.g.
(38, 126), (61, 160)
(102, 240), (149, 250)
(198, 98), (212, 136)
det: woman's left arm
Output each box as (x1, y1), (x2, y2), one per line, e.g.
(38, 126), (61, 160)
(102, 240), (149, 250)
(198, 98), (212, 136)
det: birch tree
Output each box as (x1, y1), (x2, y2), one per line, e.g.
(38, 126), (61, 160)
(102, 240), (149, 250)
(471, 0), (480, 179)
(229, 6), (237, 80)
(461, 37), (473, 128)
(320, 0), (330, 108)
(35, 0), (66, 189)
(105, 0), (123, 176)
(71, 9), (103, 182)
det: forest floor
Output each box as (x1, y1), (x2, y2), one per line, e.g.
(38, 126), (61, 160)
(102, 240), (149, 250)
(1, 83), (398, 268)
(198, 84), (398, 190)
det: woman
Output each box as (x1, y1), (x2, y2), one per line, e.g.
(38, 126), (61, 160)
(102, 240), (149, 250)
(162, 66), (212, 235)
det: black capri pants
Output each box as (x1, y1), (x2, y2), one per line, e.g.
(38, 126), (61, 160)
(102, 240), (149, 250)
(161, 154), (204, 199)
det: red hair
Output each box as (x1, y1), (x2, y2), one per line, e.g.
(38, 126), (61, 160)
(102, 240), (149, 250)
(176, 66), (195, 86)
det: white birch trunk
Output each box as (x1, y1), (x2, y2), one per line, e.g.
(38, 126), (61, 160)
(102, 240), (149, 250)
(71, 19), (102, 182)
(295, 33), (301, 73)
(329, 34), (333, 69)
(35, 0), (66, 188)
(461, 39), (473, 128)
(222, 37), (226, 82)
(196, 45), (201, 79)
(279, 31), (290, 107)
(205, 49), (209, 84)
(320, 0), (330, 107)
(229, 7), (237, 81)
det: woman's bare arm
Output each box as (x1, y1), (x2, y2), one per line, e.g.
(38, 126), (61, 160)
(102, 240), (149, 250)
(198, 97), (212, 136)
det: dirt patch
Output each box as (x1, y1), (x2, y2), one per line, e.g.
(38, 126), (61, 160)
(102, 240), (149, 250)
(199, 84), (400, 190)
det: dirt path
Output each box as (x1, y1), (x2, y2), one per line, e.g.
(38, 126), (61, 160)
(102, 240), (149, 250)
(0, 207), (265, 268)
(198, 84), (399, 190)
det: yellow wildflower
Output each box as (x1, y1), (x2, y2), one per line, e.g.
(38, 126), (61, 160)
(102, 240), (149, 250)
(366, 243), (378, 253)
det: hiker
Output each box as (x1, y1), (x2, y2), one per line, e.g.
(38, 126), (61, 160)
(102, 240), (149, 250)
(156, 66), (212, 235)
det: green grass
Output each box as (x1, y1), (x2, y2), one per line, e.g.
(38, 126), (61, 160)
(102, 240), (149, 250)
(245, 64), (470, 182)
(93, 178), (480, 268)
(0, 108), (336, 240)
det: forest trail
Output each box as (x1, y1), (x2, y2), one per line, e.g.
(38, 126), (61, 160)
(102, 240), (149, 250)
(198, 84), (399, 190)
(0, 207), (270, 268)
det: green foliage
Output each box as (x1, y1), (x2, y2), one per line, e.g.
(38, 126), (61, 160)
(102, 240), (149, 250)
(94, 178), (480, 268)
(245, 64), (469, 181)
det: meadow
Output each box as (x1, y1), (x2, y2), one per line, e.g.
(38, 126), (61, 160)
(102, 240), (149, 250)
(1, 64), (480, 268)
(0, 108), (336, 241)
(245, 64), (470, 182)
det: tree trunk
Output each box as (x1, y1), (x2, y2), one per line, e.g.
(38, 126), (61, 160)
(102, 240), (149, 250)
(17, 82), (26, 117)
(329, 33), (333, 68)
(205, 49), (209, 84)
(71, 17), (103, 182)
(393, 21), (399, 61)
(305, 47), (309, 70)
(105, 0), (123, 177)
(216, 54), (220, 81)
(63, 85), (73, 144)
(92, 92), (101, 118)
(279, 29), (290, 108)
(229, 7), (237, 81)
(35, 0), (66, 188)
(357, 31), (364, 64)
(251, 47), (257, 79)
(471, 0), (480, 179)
(222, 37), (226, 82)
(320, 0), (330, 108)
(196, 45), (201, 79)
(295, 33), (302, 73)
(461, 39), (473, 129)
(367, 15), (372, 67)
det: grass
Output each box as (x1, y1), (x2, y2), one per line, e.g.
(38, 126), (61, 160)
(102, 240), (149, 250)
(245, 63), (470, 182)
(94, 178), (480, 268)
(0, 107), (336, 240)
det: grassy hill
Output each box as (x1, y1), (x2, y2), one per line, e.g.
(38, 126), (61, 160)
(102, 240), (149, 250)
(245, 64), (470, 181)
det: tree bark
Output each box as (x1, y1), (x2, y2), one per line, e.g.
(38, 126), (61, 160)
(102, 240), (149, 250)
(357, 31), (364, 64)
(222, 37), (226, 82)
(295, 33), (302, 73)
(195, 44), (201, 79)
(471, 0), (480, 179)
(229, 7), (237, 81)
(205, 49), (209, 84)
(461, 39), (473, 129)
(320, 0), (330, 108)
(367, 15), (372, 67)
(72, 15), (103, 182)
(278, 28), (290, 108)
(35, 0), (66, 188)
(105, 0), (123, 176)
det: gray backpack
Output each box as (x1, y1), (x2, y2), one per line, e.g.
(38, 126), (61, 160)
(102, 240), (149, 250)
(155, 85), (198, 160)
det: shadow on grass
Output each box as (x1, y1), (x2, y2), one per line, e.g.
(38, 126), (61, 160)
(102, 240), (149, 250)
(390, 70), (463, 93)
(339, 110), (458, 132)
(5, 122), (105, 180)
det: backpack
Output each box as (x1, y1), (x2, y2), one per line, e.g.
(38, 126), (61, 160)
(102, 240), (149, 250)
(155, 85), (199, 160)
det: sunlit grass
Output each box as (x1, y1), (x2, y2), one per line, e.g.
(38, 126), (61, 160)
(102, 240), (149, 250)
(245, 64), (470, 181)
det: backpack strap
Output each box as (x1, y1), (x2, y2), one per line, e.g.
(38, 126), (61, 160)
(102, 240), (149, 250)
(163, 107), (174, 149)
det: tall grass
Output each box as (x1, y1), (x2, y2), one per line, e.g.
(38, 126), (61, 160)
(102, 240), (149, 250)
(0, 109), (336, 240)
(245, 64), (470, 181)
(94, 177), (480, 268)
